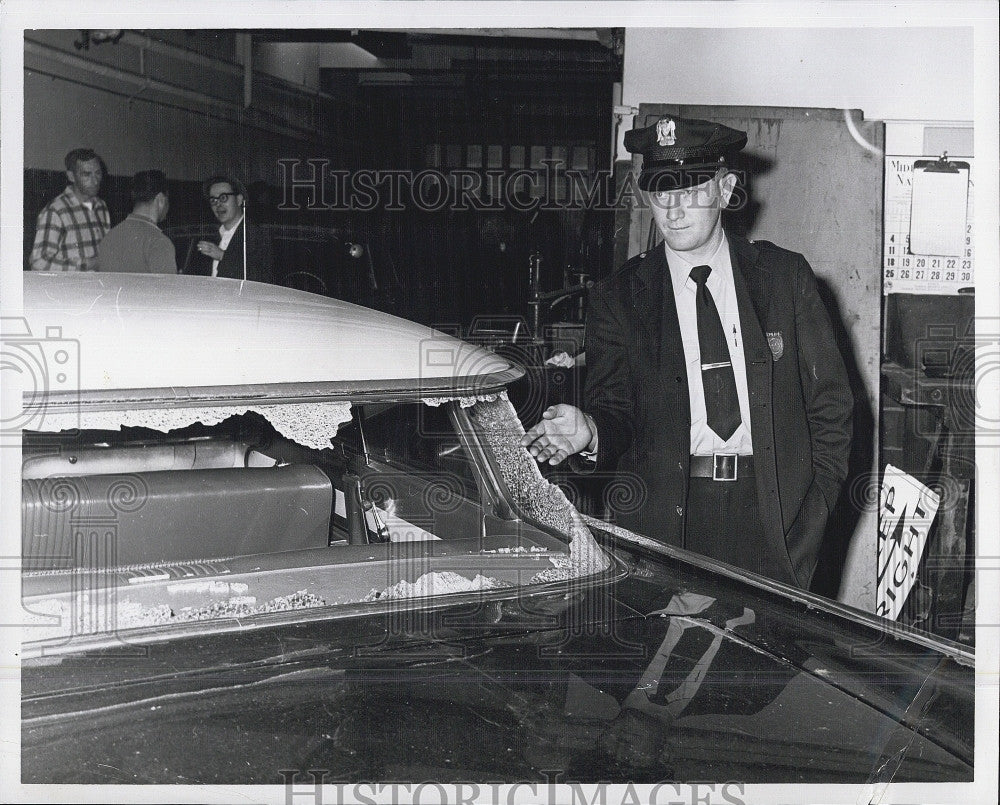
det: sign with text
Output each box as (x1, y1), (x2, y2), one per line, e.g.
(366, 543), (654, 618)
(876, 465), (940, 620)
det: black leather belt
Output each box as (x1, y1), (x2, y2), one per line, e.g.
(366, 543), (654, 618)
(690, 453), (754, 481)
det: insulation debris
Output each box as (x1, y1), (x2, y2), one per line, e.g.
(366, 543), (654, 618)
(174, 590), (325, 620)
(39, 402), (353, 451)
(363, 571), (514, 601)
(22, 590), (328, 641)
(581, 514), (667, 553)
(23, 597), (175, 637)
(166, 581), (249, 596)
(422, 392), (505, 408)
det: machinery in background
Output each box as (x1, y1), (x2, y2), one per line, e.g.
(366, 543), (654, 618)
(527, 249), (591, 349)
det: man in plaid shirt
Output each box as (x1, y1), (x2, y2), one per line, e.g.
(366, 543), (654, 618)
(29, 148), (110, 271)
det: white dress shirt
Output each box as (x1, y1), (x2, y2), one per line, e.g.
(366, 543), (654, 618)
(663, 235), (754, 456)
(212, 214), (243, 277)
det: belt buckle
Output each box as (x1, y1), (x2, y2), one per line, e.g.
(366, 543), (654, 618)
(713, 453), (738, 481)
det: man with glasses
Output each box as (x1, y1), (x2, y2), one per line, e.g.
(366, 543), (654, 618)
(521, 116), (853, 590)
(29, 148), (110, 271)
(190, 175), (274, 283)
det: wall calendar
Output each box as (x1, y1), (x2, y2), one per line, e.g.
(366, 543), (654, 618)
(883, 155), (974, 295)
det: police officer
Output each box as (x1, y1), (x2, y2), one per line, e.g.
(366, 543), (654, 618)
(521, 116), (853, 588)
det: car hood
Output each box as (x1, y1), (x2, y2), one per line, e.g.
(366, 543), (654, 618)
(21, 532), (973, 785)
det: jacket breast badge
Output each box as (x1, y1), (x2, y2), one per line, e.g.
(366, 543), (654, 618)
(766, 331), (784, 361)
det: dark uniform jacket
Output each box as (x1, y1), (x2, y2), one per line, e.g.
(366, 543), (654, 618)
(584, 233), (852, 588)
(184, 220), (275, 284)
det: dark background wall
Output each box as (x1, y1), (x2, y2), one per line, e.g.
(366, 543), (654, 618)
(23, 29), (621, 334)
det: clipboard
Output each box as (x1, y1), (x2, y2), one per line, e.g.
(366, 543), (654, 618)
(883, 153), (975, 295)
(909, 154), (970, 257)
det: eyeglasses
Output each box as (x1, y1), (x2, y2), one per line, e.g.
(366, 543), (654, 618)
(208, 192), (235, 206)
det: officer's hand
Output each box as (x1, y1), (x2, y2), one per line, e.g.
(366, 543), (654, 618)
(520, 404), (595, 466)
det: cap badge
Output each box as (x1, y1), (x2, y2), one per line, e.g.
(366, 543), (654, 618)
(656, 118), (677, 146)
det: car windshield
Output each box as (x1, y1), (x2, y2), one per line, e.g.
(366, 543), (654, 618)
(21, 395), (611, 652)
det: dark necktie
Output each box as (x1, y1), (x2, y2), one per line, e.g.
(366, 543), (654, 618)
(689, 264), (741, 440)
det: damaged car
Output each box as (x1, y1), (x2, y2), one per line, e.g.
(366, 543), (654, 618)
(18, 272), (974, 786)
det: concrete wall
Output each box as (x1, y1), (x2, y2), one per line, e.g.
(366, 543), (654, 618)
(621, 27), (972, 135)
(23, 72), (293, 184)
(23, 31), (339, 183)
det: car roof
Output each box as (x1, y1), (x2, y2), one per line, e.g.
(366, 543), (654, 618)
(23, 273), (522, 406)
